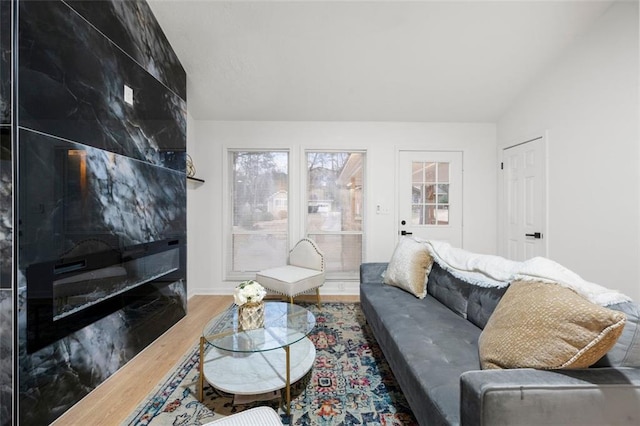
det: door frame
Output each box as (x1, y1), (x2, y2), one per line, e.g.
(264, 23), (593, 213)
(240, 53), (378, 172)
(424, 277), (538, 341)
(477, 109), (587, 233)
(498, 132), (549, 259)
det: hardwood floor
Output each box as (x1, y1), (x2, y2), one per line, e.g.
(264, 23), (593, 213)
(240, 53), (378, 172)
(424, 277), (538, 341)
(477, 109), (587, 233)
(54, 294), (359, 425)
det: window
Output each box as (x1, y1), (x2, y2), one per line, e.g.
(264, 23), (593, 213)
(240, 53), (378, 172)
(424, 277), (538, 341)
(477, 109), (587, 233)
(306, 152), (365, 278)
(412, 161), (449, 225)
(228, 151), (288, 274)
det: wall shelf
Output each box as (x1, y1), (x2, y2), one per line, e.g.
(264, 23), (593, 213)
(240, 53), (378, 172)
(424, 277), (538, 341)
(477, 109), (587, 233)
(187, 176), (205, 183)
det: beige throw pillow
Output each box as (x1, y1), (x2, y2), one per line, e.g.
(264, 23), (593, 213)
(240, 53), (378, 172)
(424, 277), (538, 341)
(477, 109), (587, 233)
(479, 281), (626, 370)
(383, 237), (433, 299)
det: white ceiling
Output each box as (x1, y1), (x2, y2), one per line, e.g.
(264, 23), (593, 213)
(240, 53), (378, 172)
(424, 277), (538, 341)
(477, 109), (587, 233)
(148, 0), (615, 122)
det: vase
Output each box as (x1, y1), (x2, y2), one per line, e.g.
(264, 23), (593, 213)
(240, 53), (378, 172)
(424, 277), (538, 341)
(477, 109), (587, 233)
(238, 301), (265, 331)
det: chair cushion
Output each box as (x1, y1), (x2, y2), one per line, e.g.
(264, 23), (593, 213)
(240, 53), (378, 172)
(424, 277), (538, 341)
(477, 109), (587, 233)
(256, 265), (324, 297)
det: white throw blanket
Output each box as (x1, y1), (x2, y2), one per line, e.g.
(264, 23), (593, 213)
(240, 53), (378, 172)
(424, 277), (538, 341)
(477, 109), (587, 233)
(420, 239), (515, 287)
(416, 238), (631, 306)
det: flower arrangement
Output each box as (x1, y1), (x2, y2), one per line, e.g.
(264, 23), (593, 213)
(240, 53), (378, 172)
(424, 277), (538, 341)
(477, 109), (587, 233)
(233, 280), (267, 306)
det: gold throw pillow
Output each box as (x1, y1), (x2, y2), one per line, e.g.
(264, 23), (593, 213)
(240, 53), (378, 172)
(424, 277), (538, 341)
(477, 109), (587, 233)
(479, 281), (626, 370)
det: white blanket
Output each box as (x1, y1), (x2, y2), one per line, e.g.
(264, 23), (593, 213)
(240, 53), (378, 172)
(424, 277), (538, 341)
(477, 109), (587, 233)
(416, 238), (631, 306)
(420, 239), (515, 287)
(515, 256), (631, 306)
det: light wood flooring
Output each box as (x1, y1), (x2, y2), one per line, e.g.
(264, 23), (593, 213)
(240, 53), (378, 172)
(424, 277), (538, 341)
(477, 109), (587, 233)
(54, 294), (359, 425)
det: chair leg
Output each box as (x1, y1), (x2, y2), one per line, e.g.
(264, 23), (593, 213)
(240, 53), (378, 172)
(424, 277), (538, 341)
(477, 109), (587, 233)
(316, 288), (322, 309)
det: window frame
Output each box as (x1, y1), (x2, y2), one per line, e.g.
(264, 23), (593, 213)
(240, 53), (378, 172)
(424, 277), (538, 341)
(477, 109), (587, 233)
(224, 147), (367, 282)
(224, 148), (291, 281)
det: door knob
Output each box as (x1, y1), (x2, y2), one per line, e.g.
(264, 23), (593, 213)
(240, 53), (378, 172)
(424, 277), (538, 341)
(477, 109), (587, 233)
(525, 232), (542, 239)
(400, 230), (413, 236)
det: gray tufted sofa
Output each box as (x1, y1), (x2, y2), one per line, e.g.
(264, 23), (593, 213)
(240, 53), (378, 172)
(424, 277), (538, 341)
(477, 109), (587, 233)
(360, 261), (640, 426)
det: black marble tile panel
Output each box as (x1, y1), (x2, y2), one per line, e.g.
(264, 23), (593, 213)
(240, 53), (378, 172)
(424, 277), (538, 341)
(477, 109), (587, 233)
(19, 0), (186, 171)
(1, 0), (11, 125)
(0, 289), (12, 426)
(18, 129), (186, 267)
(18, 278), (186, 426)
(0, 126), (10, 289)
(64, 0), (186, 101)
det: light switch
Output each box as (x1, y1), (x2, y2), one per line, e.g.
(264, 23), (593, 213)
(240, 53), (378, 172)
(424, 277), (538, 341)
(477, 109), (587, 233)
(124, 84), (134, 106)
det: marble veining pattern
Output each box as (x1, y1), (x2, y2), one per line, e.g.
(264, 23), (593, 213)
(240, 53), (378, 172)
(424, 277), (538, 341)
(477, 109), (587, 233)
(0, 290), (12, 426)
(19, 129), (186, 266)
(64, 0), (186, 101)
(0, 128), (10, 289)
(17, 277), (186, 425)
(19, 0), (186, 172)
(0, 0), (10, 125)
(0, 0), (12, 424)
(15, 1), (188, 424)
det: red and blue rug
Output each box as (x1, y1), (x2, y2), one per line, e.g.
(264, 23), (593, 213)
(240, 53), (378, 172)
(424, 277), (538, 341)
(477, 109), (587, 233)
(126, 302), (417, 425)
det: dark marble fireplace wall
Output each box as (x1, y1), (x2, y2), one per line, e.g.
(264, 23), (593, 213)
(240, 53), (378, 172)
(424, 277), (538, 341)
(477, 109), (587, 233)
(14, 1), (188, 425)
(1, 0), (14, 425)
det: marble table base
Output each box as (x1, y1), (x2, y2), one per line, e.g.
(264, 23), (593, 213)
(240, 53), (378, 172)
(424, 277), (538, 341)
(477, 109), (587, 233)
(202, 336), (315, 396)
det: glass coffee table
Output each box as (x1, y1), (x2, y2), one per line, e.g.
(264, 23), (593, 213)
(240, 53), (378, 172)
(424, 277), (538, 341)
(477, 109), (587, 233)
(199, 302), (316, 415)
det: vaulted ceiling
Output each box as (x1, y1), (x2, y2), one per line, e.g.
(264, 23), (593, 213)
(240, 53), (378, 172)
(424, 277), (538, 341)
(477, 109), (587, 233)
(148, 0), (615, 122)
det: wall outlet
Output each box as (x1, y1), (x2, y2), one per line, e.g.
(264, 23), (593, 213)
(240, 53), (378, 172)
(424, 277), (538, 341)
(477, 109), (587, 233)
(124, 84), (134, 106)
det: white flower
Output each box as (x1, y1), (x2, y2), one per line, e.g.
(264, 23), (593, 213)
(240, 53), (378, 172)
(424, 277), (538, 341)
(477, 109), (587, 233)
(233, 280), (267, 306)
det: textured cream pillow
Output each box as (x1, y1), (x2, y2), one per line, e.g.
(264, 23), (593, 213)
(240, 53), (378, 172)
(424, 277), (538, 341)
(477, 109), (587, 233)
(479, 281), (626, 370)
(383, 237), (433, 299)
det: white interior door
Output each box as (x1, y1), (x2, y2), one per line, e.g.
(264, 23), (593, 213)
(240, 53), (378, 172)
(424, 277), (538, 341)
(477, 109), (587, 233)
(503, 138), (546, 260)
(398, 151), (463, 246)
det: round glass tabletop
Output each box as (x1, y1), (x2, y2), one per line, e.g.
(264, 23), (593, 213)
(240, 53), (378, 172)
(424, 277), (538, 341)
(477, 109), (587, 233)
(202, 302), (316, 353)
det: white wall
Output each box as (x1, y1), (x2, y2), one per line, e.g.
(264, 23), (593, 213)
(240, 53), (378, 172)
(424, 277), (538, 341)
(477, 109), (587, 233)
(497, 1), (639, 300)
(187, 121), (497, 295)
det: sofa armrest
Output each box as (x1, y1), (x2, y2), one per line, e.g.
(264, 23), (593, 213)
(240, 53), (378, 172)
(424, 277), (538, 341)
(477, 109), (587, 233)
(460, 367), (640, 425)
(359, 262), (388, 284)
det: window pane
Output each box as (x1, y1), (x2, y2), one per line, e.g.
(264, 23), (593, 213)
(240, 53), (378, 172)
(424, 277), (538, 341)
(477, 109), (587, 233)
(230, 151), (288, 273)
(438, 162), (449, 182)
(412, 184), (423, 203)
(437, 184), (449, 203)
(426, 205), (437, 225)
(437, 205), (449, 225)
(233, 234), (287, 271)
(233, 152), (288, 231)
(411, 204), (423, 225)
(425, 162), (436, 182)
(426, 184), (436, 202)
(412, 162), (424, 184)
(308, 234), (362, 274)
(307, 152), (363, 232)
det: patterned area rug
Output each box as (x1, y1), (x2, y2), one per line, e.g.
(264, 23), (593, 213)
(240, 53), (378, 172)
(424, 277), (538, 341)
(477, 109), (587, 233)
(125, 302), (417, 425)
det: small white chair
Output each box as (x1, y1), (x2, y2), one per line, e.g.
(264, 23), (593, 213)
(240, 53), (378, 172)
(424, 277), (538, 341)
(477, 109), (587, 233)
(256, 238), (325, 308)
(204, 406), (282, 425)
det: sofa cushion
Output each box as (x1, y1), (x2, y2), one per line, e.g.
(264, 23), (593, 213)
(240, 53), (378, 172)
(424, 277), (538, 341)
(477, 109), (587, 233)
(383, 237), (433, 299)
(466, 285), (509, 329)
(479, 281), (626, 370)
(427, 262), (508, 326)
(427, 262), (471, 318)
(360, 278), (482, 425)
